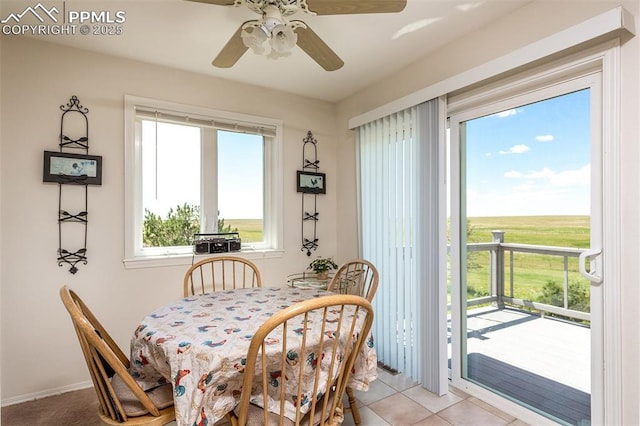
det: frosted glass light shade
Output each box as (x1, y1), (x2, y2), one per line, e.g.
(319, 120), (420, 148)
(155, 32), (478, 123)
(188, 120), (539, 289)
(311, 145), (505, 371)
(241, 26), (268, 54)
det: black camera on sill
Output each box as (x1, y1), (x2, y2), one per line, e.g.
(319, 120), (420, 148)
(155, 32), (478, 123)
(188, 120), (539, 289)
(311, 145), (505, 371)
(193, 233), (241, 254)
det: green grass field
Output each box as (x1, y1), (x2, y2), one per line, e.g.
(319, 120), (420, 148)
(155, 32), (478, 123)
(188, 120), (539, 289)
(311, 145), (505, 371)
(462, 215), (591, 312)
(225, 219), (263, 243)
(465, 215), (590, 248)
(231, 216), (592, 245)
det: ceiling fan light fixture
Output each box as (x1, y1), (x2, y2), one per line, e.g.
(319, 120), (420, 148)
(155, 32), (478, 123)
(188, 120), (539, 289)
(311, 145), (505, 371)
(240, 5), (299, 60)
(269, 24), (297, 55)
(262, 5), (285, 32)
(241, 25), (268, 54)
(200, 0), (408, 70)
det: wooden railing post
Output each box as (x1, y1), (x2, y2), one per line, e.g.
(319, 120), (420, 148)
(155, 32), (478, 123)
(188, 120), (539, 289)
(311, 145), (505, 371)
(492, 230), (505, 309)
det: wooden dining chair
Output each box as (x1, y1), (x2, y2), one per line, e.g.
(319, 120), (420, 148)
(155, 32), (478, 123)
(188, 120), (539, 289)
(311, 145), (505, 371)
(228, 294), (374, 426)
(59, 286), (175, 425)
(183, 255), (262, 297)
(327, 259), (379, 302)
(327, 259), (379, 425)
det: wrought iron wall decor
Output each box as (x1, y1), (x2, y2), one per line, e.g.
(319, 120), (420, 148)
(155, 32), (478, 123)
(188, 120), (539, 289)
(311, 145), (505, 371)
(44, 95), (100, 274)
(299, 130), (324, 256)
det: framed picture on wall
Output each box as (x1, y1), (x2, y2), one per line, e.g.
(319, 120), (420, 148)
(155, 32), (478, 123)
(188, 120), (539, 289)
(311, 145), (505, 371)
(43, 151), (103, 185)
(297, 170), (326, 194)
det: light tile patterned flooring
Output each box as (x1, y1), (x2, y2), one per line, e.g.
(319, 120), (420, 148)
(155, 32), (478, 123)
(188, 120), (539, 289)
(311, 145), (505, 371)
(341, 369), (529, 426)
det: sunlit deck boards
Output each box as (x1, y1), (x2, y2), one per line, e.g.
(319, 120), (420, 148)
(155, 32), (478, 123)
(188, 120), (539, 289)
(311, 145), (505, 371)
(463, 307), (590, 425)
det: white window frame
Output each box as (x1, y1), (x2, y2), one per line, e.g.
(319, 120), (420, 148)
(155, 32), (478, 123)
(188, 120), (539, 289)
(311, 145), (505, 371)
(123, 95), (284, 268)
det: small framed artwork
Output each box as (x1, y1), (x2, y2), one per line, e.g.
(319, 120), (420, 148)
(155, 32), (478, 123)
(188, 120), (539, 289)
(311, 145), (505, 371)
(297, 170), (326, 194)
(43, 151), (103, 185)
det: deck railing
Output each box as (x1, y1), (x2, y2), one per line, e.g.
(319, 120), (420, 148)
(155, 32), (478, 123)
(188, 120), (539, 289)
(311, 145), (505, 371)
(465, 230), (590, 322)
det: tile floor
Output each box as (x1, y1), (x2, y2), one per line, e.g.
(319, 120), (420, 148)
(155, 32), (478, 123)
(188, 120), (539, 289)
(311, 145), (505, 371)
(340, 369), (529, 426)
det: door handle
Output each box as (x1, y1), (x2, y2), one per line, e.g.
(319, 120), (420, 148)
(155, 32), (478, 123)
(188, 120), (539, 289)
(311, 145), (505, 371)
(579, 248), (602, 284)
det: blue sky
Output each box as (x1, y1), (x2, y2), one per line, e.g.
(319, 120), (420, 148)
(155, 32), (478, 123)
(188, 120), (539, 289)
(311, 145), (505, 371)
(217, 131), (263, 219)
(464, 89), (591, 217)
(142, 126), (263, 220)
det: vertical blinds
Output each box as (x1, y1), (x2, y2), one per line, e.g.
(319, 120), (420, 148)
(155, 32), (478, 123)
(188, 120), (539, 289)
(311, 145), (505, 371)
(356, 98), (446, 394)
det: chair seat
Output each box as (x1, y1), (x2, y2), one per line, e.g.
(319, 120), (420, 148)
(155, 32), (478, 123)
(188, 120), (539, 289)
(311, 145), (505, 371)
(111, 376), (174, 417)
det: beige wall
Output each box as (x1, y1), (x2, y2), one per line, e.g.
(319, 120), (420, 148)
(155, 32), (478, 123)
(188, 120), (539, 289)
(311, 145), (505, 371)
(336, 1), (639, 424)
(0, 36), (340, 402)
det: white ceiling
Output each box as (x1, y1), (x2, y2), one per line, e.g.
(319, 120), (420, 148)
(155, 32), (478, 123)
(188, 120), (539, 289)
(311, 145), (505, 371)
(4, 0), (532, 102)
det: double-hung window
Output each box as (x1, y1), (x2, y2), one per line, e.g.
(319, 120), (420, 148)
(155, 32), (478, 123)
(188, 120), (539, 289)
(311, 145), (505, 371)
(124, 96), (283, 267)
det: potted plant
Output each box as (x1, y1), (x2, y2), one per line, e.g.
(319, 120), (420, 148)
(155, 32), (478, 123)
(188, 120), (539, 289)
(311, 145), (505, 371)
(308, 257), (338, 281)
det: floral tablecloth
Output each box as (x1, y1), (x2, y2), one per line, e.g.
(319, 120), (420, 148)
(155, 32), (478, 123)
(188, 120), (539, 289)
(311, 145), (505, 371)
(130, 287), (377, 426)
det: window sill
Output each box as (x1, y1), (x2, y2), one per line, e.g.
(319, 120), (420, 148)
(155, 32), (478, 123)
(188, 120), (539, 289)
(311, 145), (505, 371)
(123, 249), (285, 269)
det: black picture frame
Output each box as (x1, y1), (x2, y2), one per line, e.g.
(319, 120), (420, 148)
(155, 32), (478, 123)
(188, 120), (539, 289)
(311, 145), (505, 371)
(297, 170), (326, 194)
(43, 151), (102, 185)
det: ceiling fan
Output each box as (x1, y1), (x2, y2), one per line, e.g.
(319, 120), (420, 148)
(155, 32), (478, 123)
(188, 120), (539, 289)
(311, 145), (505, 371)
(185, 0), (407, 71)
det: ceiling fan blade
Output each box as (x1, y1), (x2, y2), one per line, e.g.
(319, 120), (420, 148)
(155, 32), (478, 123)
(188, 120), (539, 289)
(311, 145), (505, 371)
(294, 24), (344, 71)
(212, 23), (249, 68)
(184, 0), (236, 5)
(306, 0), (406, 15)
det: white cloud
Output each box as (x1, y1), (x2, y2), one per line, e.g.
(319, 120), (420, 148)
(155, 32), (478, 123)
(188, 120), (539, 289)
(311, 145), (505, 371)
(504, 164), (590, 187)
(504, 170), (522, 178)
(467, 162), (591, 217)
(513, 181), (537, 191)
(467, 187), (589, 216)
(499, 144), (530, 154)
(524, 167), (555, 179)
(536, 135), (554, 142)
(548, 164), (590, 187)
(494, 109), (518, 118)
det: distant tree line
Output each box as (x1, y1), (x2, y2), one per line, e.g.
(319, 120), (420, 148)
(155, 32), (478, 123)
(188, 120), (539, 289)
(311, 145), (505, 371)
(143, 203), (237, 247)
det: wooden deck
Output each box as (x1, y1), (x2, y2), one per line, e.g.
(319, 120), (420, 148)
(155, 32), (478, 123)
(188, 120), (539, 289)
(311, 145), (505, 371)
(462, 306), (590, 425)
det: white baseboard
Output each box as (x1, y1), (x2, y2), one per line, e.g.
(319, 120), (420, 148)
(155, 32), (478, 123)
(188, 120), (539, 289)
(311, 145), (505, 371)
(1, 381), (93, 407)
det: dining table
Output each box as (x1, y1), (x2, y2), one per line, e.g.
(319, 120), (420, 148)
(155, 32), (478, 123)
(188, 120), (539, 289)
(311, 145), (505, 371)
(129, 286), (378, 426)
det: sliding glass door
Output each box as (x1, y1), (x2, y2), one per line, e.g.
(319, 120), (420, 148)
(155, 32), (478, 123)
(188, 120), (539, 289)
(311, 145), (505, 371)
(449, 74), (603, 425)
